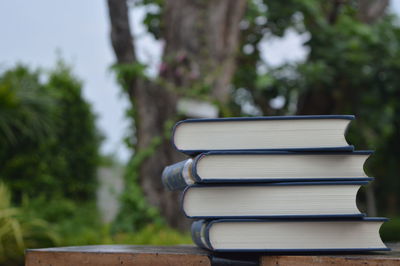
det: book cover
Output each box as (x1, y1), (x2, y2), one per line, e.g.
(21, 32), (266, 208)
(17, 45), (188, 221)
(192, 218), (389, 252)
(162, 150), (373, 191)
(172, 115), (355, 155)
(181, 180), (372, 219)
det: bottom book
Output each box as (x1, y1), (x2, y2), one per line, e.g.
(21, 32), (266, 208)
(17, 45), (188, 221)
(192, 218), (389, 252)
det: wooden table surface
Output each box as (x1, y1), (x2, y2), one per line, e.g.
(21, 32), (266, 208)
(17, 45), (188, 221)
(26, 243), (400, 266)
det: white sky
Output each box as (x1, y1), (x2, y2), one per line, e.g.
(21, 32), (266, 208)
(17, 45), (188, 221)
(0, 1), (398, 162)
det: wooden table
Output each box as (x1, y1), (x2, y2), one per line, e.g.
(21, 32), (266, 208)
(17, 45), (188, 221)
(26, 243), (400, 266)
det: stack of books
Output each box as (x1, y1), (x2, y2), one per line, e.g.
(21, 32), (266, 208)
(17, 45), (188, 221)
(162, 115), (389, 252)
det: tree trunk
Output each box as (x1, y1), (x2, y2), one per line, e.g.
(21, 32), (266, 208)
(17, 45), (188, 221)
(107, 0), (246, 230)
(358, 0), (389, 24)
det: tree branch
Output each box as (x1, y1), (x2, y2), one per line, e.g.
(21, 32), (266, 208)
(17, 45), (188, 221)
(328, 0), (343, 24)
(358, 0), (389, 24)
(107, 0), (137, 64)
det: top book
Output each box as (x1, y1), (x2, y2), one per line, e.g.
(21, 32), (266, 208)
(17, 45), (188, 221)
(172, 115), (355, 155)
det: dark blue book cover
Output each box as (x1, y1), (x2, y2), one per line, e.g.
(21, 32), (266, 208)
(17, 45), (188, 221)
(181, 180), (372, 219)
(162, 150), (373, 191)
(192, 217), (390, 252)
(172, 115), (355, 155)
(162, 159), (193, 191)
(191, 220), (209, 250)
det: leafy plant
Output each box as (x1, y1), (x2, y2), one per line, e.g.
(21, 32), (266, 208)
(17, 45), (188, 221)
(111, 142), (165, 233)
(0, 183), (58, 265)
(113, 223), (192, 245)
(0, 66), (56, 146)
(0, 62), (101, 202)
(380, 218), (400, 242)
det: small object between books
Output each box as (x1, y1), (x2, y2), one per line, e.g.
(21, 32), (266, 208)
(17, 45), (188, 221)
(162, 115), (389, 252)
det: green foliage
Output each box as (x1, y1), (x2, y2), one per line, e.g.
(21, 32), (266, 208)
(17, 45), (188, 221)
(45, 62), (102, 200)
(111, 63), (148, 93)
(23, 196), (110, 247)
(108, 62), (166, 234)
(112, 136), (164, 233)
(0, 63), (101, 201)
(10, 189), (188, 265)
(113, 224), (192, 245)
(23, 193), (190, 247)
(0, 66), (56, 146)
(134, 0), (164, 40)
(110, 59), (181, 233)
(0, 62), (103, 264)
(380, 218), (400, 242)
(133, 1), (400, 223)
(2, 187), (190, 265)
(226, 1), (400, 217)
(0, 183), (58, 265)
(0, 60), (192, 265)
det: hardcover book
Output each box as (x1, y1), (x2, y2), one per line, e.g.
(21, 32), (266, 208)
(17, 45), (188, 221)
(172, 115), (355, 155)
(191, 218), (389, 252)
(182, 181), (370, 218)
(162, 151), (372, 191)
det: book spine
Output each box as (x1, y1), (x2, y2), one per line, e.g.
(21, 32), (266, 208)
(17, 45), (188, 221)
(161, 159), (194, 191)
(191, 220), (209, 250)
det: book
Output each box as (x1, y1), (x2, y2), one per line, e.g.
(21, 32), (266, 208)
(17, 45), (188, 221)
(162, 151), (372, 190)
(192, 218), (389, 252)
(172, 115), (355, 155)
(182, 181), (371, 218)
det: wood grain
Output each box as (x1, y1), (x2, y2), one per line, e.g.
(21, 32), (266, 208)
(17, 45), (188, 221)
(25, 245), (211, 266)
(25, 243), (400, 266)
(261, 243), (400, 266)
(261, 255), (400, 266)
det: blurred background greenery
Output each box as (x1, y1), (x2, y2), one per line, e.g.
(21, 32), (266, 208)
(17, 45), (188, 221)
(1, 0), (400, 265)
(0, 63), (192, 265)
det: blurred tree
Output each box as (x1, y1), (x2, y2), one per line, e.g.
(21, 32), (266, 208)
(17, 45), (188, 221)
(233, 0), (399, 216)
(45, 63), (101, 200)
(107, 0), (246, 230)
(0, 66), (55, 147)
(0, 63), (101, 202)
(108, 0), (400, 229)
